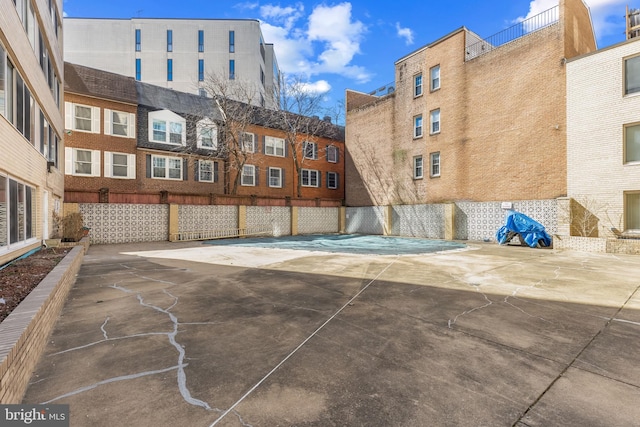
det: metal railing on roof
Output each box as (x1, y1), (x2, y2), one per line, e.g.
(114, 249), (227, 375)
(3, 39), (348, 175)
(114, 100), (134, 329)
(368, 82), (395, 97)
(465, 5), (559, 61)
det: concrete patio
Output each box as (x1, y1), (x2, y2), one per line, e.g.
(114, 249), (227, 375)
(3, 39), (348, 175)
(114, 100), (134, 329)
(22, 240), (640, 426)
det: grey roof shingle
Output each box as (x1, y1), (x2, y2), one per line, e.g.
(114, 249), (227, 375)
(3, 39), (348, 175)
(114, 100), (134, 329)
(64, 62), (137, 104)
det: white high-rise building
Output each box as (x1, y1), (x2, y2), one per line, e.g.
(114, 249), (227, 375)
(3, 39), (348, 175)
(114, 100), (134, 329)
(64, 18), (280, 109)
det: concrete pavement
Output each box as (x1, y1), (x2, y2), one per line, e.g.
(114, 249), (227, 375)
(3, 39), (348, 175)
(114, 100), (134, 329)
(22, 240), (640, 426)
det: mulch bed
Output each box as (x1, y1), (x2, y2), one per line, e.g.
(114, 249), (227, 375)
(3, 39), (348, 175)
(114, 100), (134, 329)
(0, 248), (71, 322)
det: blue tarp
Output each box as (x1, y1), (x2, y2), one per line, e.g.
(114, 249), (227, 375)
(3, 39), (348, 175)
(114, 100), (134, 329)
(496, 211), (552, 248)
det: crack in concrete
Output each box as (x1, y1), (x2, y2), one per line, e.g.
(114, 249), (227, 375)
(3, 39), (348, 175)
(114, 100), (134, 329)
(41, 365), (184, 404)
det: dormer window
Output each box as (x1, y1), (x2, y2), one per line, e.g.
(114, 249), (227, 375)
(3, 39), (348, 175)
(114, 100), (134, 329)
(148, 110), (186, 145)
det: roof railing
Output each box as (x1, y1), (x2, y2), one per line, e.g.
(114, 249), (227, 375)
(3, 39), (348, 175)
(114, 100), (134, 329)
(465, 5), (559, 61)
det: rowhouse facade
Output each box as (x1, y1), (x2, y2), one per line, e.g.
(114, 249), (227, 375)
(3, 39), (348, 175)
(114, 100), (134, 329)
(63, 63), (345, 205)
(345, 0), (596, 206)
(64, 18), (280, 110)
(0, 0), (65, 265)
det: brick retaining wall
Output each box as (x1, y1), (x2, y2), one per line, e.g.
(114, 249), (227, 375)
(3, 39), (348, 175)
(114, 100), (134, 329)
(0, 243), (86, 403)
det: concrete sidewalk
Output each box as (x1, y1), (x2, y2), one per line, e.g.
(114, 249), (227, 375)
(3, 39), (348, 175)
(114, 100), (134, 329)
(23, 241), (640, 426)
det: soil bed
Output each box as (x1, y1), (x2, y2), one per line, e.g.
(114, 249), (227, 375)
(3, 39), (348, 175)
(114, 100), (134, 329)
(0, 248), (71, 322)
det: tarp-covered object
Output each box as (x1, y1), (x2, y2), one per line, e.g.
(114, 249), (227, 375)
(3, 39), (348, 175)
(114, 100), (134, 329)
(496, 211), (552, 248)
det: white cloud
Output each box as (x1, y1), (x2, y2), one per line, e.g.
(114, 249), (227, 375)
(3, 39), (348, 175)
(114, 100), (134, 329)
(259, 2), (372, 85)
(299, 80), (332, 95)
(396, 23), (414, 45)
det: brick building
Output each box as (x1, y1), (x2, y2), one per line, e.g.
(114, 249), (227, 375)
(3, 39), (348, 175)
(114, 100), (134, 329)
(63, 63), (345, 204)
(345, 0), (596, 206)
(567, 36), (640, 237)
(1, 0), (64, 265)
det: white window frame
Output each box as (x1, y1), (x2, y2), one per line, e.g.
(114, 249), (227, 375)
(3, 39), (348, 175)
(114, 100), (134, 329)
(64, 147), (101, 177)
(413, 155), (423, 179)
(303, 141), (318, 160)
(104, 151), (136, 179)
(65, 102), (100, 133)
(414, 73), (423, 97)
(301, 169), (319, 187)
(104, 109), (135, 138)
(430, 65), (440, 91)
(197, 119), (218, 150)
(199, 160), (215, 183)
(430, 109), (440, 135)
(327, 171), (338, 189)
(242, 132), (256, 153)
(151, 155), (183, 180)
(414, 115), (423, 138)
(327, 145), (338, 163)
(265, 136), (285, 157)
(268, 167), (283, 188)
(430, 152), (441, 177)
(148, 110), (186, 145)
(241, 164), (256, 186)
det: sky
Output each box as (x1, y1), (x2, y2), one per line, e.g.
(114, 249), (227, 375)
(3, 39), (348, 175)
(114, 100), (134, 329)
(62, 0), (638, 116)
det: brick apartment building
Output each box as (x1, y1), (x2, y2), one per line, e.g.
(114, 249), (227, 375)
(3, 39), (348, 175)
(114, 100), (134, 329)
(345, 0), (596, 206)
(63, 63), (345, 205)
(567, 35), (640, 237)
(1, 0), (64, 265)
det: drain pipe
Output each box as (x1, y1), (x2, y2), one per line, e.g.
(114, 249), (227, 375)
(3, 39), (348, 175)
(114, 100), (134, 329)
(0, 247), (42, 271)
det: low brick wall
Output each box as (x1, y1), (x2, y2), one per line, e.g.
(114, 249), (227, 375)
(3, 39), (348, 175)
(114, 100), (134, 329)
(0, 243), (86, 403)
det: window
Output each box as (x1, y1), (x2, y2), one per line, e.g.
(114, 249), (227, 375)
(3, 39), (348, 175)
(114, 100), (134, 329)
(135, 59), (141, 81)
(242, 132), (256, 152)
(625, 124), (640, 163)
(198, 30), (204, 52)
(414, 74), (423, 97)
(260, 67), (265, 86)
(430, 152), (441, 177)
(413, 156), (423, 179)
(3, 178), (35, 246)
(430, 109), (440, 134)
(229, 60), (235, 80)
(197, 120), (217, 149)
(327, 171), (338, 189)
(229, 30), (235, 53)
(65, 102), (100, 133)
(430, 65), (440, 91)
(265, 136), (285, 157)
(148, 110), (186, 145)
(105, 109), (135, 138)
(151, 155), (183, 180)
(625, 55), (640, 95)
(414, 115), (423, 138)
(167, 30), (173, 52)
(135, 29), (141, 51)
(105, 152), (135, 179)
(241, 164), (256, 186)
(268, 167), (283, 188)
(65, 148), (100, 176)
(626, 193), (640, 230)
(167, 59), (173, 81)
(198, 59), (204, 82)
(326, 145), (338, 163)
(304, 141), (318, 160)
(198, 160), (216, 183)
(301, 169), (320, 187)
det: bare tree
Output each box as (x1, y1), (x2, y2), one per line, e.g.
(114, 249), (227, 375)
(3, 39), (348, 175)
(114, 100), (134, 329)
(265, 74), (341, 197)
(200, 74), (264, 195)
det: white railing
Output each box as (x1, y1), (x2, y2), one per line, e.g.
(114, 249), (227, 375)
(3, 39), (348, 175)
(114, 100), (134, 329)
(171, 226), (272, 242)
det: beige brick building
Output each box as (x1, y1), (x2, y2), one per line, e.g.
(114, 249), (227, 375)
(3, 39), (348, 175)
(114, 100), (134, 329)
(345, 0), (596, 206)
(0, 0), (65, 265)
(567, 36), (640, 237)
